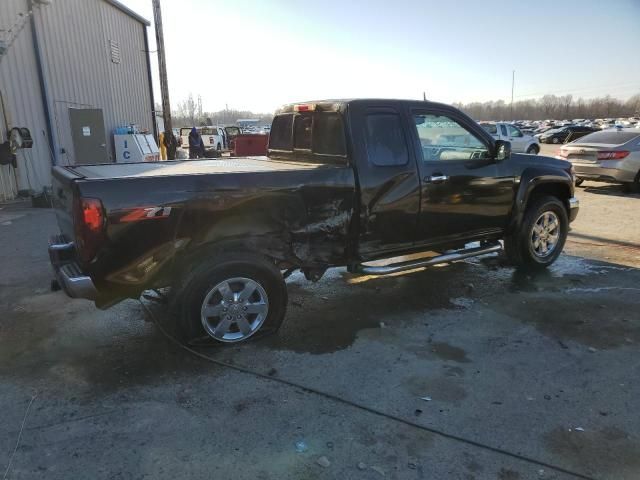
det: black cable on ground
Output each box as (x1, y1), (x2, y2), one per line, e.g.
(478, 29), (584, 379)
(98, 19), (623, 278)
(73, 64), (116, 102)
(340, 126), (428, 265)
(140, 300), (596, 480)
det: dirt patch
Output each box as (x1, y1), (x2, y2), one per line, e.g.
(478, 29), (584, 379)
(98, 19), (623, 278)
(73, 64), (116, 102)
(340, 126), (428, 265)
(543, 426), (640, 477)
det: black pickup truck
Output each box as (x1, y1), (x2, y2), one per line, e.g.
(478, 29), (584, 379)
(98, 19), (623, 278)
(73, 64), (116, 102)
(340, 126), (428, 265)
(50, 99), (579, 344)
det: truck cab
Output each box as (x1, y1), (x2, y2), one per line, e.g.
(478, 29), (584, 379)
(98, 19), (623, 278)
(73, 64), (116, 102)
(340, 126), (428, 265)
(480, 122), (540, 154)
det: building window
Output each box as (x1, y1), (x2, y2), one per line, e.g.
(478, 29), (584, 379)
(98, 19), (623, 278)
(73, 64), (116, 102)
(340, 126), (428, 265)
(109, 40), (121, 64)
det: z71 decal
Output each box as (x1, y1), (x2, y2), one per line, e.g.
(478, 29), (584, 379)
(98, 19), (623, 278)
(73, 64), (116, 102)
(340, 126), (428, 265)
(114, 206), (173, 223)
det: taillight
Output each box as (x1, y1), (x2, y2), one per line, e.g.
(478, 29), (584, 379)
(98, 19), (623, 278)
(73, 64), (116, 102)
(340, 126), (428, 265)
(73, 197), (105, 263)
(597, 151), (630, 160)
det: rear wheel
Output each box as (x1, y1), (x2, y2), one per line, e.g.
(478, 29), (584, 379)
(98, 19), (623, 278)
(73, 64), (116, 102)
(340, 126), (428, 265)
(175, 252), (287, 344)
(552, 137), (560, 144)
(526, 144), (540, 155)
(504, 196), (568, 270)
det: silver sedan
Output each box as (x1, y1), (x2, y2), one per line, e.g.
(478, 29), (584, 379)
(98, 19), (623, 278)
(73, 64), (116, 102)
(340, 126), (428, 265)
(557, 128), (640, 192)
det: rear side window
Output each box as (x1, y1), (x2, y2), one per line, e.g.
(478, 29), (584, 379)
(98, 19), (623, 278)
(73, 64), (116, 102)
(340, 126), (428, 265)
(313, 113), (346, 155)
(481, 123), (497, 134)
(364, 113), (408, 166)
(500, 124), (508, 136)
(269, 114), (293, 150)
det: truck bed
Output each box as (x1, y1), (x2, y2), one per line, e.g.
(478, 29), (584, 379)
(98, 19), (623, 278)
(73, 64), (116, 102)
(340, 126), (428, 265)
(64, 157), (325, 180)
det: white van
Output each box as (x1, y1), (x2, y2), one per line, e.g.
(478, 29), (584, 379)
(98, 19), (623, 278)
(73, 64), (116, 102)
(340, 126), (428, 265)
(180, 126), (225, 151)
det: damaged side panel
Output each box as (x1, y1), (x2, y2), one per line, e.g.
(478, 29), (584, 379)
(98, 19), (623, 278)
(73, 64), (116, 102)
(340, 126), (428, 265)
(76, 164), (356, 299)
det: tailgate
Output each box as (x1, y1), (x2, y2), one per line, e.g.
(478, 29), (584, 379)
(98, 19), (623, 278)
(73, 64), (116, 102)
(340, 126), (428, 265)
(51, 166), (83, 240)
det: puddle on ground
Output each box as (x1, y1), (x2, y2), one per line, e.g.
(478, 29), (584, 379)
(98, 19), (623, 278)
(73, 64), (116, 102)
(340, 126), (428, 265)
(544, 426), (640, 477)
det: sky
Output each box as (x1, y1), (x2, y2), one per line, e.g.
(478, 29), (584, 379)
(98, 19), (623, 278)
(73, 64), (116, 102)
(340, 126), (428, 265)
(122, 0), (640, 114)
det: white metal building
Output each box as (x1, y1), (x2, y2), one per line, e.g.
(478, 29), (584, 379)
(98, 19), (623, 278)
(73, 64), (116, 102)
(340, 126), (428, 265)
(0, 0), (155, 200)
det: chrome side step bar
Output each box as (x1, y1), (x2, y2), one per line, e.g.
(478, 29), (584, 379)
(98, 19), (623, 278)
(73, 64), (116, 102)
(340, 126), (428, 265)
(354, 242), (502, 275)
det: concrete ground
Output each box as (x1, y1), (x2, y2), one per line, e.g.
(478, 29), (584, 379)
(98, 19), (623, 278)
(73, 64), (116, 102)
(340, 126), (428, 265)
(1, 166), (639, 479)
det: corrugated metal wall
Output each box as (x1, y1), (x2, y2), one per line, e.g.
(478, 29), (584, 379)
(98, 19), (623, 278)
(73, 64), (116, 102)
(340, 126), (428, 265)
(0, 0), (51, 200)
(0, 0), (153, 199)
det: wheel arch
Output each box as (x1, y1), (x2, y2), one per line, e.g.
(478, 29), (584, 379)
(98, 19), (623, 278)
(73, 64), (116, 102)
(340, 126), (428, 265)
(508, 167), (573, 233)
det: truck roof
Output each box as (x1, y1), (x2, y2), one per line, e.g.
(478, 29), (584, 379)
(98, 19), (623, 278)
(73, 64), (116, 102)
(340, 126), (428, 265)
(276, 98), (460, 114)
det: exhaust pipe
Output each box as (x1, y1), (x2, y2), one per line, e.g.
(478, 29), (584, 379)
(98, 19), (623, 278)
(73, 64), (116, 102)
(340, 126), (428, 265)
(355, 242), (502, 275)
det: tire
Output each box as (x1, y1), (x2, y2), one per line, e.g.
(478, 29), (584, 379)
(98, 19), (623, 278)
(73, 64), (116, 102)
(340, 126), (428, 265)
(503, 195), (568, 270)
(551, 137), (560, 144)
(526, 144), (540, 155)
(575, 177), (584, 187)
(174, 252), (287, 345)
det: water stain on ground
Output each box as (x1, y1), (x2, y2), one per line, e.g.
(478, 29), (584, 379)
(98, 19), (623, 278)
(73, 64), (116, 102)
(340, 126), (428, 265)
(1, 294), (212, 396)
(429, 342), (470, 363)
(544, 426), (640, 477)
(493, 292), (640, 349)
(404, 375), (467, 404)
(263, 263), (510, 355)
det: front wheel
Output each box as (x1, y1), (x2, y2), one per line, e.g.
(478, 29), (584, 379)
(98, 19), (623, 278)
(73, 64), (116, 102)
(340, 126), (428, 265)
(504, 196), (568, 270)
(526, 144), (540, 155)
(175, 252), (287, 344)
(551, 137), (560, 144)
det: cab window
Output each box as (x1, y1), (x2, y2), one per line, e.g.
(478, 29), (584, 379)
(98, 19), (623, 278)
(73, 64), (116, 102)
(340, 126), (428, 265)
(413, 114), (489, 161)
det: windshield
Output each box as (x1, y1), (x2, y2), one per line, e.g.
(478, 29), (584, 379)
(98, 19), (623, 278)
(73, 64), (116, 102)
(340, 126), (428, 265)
(225, 126), (241, 136)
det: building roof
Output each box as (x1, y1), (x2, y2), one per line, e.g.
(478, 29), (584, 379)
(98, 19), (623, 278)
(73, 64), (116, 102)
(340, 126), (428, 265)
(104, 0), (151, 26)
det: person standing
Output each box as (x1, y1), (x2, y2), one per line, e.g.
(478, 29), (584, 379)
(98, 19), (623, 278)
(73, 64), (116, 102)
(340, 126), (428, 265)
(188, 127), (205, 158)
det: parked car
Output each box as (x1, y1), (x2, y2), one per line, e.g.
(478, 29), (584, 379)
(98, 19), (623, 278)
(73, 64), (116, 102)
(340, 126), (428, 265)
(49, 99), (578, 345)
(180, 126), (225, 151)
(557, 128), (640, 192)
(539, 125), (598, 144)
(480, 122), (540, 154)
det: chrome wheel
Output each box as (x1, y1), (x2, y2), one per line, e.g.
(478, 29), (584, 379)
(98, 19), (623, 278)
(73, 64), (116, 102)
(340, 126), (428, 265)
(200, 277), (269, 343)
(531, 211), (560, 258)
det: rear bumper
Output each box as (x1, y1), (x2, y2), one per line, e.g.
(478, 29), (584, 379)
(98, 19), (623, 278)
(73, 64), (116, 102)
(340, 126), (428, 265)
(568, 197), (579, 222)
(49, 236), (97, 301)
(572, 163), (637, 183)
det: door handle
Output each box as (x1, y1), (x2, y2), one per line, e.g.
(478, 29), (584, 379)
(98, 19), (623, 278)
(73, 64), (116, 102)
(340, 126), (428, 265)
(424, 175), (449, 184)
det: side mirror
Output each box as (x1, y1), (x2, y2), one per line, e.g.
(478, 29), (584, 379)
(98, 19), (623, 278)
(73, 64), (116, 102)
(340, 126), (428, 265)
(494, 139), (511, 161)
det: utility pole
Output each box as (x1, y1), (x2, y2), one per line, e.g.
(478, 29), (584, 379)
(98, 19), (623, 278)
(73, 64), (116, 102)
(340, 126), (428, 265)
(423, 91), (426, 101)
(152, 0), (177, 159)
(510, 70), (515, 121)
